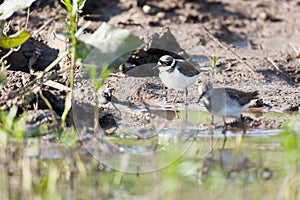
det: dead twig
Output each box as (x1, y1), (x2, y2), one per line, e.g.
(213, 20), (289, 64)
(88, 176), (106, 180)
(25, 7), (30, 30)
(43, 80), (71, 92)
(204, 27), (256, 74)
(267, 57), (296, 85)
(289, 43), (300, 57)
(267, 57), (282, 72)
(32, 18), (56, 37)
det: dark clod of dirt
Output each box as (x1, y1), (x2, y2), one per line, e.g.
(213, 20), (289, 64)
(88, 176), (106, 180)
(99, 114), (118, 131)
(286, 105), (300, 113)
(1, 38), (59, 73)
(255, 99), (272, 109)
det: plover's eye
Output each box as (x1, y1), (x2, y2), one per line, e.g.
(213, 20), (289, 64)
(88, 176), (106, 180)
(159, 61), (168, 66)
(162, 62), (168, 66)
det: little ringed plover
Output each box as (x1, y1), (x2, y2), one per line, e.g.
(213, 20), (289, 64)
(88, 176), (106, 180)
(154, 55), (201, 105)
(198, 81), (259, 134)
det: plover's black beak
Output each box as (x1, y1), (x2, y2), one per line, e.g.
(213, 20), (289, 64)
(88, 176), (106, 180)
(197, 92), (205, 103)
(153, 64), (159, 69)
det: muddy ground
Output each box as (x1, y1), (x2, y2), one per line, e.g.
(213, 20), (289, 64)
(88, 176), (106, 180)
(0, 0), (299, 140)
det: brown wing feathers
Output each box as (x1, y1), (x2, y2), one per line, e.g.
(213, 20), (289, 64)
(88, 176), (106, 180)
(225, 88), (259, 106)
(176, 60), (200, 77)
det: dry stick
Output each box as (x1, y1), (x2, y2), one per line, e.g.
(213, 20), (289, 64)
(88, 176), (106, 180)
(0, 52), (68, 104)
(267, 57), (282, 72)
(25, 7), (30, 30)
(43, 80), (71, 92)
(32, 18), (55, 37)
(204, 27), (256, 74)
(267, 57), (295, 84)
(290, 43), (300, 57)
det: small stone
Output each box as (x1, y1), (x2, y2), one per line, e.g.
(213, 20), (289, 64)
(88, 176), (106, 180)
(143, 5), (155, 15)
(258, 12), (268, 21)
(156, 12), (165, 19)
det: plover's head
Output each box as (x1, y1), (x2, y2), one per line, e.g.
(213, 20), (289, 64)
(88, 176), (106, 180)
(198, 80), (212, 93)
(197, 80), (213, 103)
(157, 55), (176, 68)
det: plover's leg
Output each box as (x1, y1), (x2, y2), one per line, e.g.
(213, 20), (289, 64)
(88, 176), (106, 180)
(172, 90), (180, 103)
(222, 117), (228, 128)
(240, 115), (246, 134)
(185, 88), (188, 105)
(221, 117), (231, 148)
(184, 104), (188, 120)
(211, 114), (214, 126)
(221, 119), (228, 148)
(222, 132), (227, 149)
(208, 114), (215, 130)
(173, 110), (179, 119)
(222, 117), (229, 134)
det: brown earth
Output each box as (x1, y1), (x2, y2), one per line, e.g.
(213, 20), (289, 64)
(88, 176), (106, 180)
(0, 0), (299, 136)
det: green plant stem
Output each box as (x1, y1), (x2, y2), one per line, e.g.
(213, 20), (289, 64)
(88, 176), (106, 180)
(69, 1), (79, 90)
(61, 3), (78, 126)
(39, 90), (61, 132)
(0, 20), (5, 41)
(69, 17), (77, 91)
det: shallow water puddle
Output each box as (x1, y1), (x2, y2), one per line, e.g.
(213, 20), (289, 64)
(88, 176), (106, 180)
(113, 103), (288, 143)
(96, 115), (298, 198)
(77, 102), (289, 173)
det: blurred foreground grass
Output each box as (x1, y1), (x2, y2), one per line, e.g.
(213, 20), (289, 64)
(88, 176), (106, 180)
(0, 105), (299, 199)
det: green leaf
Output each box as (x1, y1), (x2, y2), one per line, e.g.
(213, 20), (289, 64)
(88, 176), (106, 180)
(0, 71), (7, 88)
(0, 29), (31, 48)
(78, 22), (143, 69)
(0, 0), (37, 20)
(13, 114), (26, 140)
(78, 23), (143, 90)
(85, 65), (97, 81)
(28, 124), (48, 137)
(75, 39), (93, 59)
(61, 0), (72, 13)
(78, 0), (87, 10)
(78, 22), (143, 54)
(0, 130), (8, 147)
(59, 128), (78, 148)
(5, 105), (18, 130)
(281, 117), (300, 151)
(95, 65), (112, 91)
